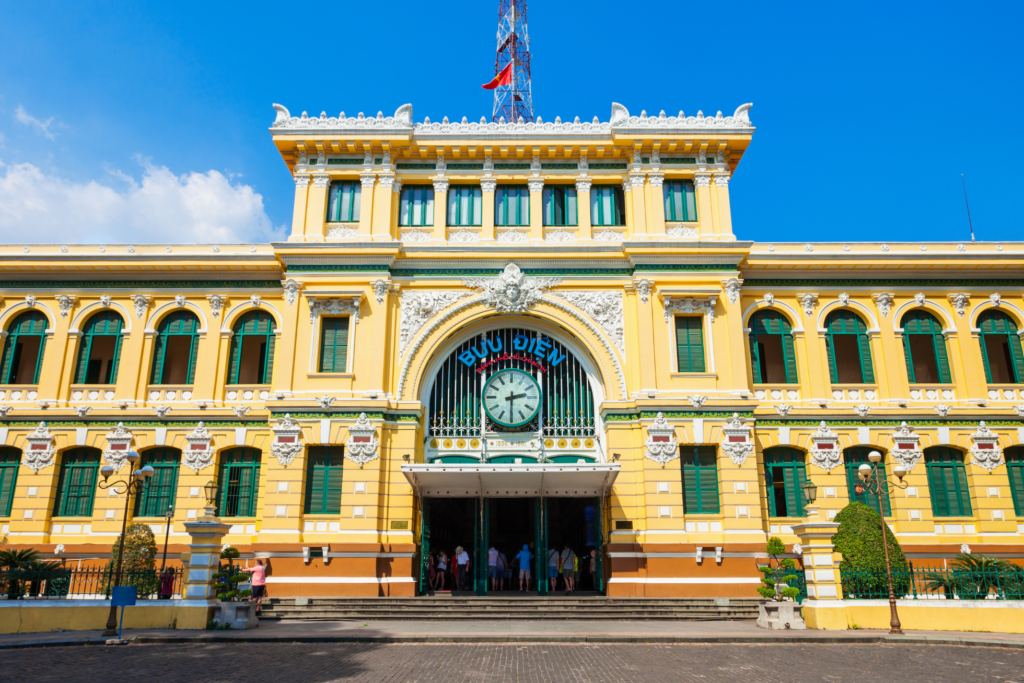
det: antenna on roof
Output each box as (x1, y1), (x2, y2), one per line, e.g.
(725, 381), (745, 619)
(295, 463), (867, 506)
(961, 174), (976, 242)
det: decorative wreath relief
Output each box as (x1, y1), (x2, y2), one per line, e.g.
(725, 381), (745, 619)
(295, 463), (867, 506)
(644, 412), (679, 467)
(809, 421), (842, 472)
(23, 422), (56, 473)
(890, 422), (923, 472)
(345, 413), (379, 467)
(183, 422), (215, 473)
(103, 423), (135, 472)
(271, 414), (303, 468)
(721, 413), (753, 467)
(969, 421), (1004, 473)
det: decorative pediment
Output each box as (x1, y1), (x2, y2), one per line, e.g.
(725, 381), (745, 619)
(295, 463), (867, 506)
(809, 421), (842, 472)
(663, 295), (717, 323)
(890, 422), (923, 471)
(969, 421), (1003, 473)
(644, 413), (679, 466)
(721, 413), (753, 466)
(103, 423), (134, 472)
(24, 422), (55, 473)
(398, 292), (475, 358)
(345, 413), (379, 467)
(183, 422), (215, 473)
(548, 291), (624, 355)
(308, 296), (360, 324)
(271, 414), (303, 468)
(463, 263), (561, 314)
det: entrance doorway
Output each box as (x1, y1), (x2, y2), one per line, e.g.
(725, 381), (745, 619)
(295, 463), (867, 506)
(421, 498), (479, 593)
(543, 498), (601, 593)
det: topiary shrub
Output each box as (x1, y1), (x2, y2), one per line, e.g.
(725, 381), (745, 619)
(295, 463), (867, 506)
(757, 536), (800, 601)
(832, 502), (909, 598)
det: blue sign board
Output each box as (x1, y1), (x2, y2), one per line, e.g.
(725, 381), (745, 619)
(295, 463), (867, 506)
(111, 585), (137, 607)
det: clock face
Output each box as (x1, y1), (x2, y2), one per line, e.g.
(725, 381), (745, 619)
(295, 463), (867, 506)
(483, 368), (541, 427)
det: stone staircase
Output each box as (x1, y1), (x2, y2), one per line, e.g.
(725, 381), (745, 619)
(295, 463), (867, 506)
(260, 595), (760, 621)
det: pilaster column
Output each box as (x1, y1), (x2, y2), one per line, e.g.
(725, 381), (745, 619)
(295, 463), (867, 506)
(713, 173), (734, 239)
(432, 178), (449, 241)
(694, 173), (714, 239)
(358, 174), (376, 238)
(290, 175), (311, 242)
(628, 173), (647, 238)
(390, 178), (403, 239)
(480, 178), (497, 241)
(374, 175), (396, 240)
(302, 174), (330, 242)
(648, 173), (666, 237)
(575, 178), (592, 240)
(528, 178), (544, 241)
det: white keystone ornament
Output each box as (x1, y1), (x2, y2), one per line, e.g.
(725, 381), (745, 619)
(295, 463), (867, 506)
(969, 421), (1004, 473)
(183, 422), (215, 473)
(809, 421), (842, 472)
(271, 414), (303, 468)
(644, 412), (679, 467)
(345, 413), (379, 467)
(890, 422), (923, 472)
(721, 413), (753, 467)
(463, 263), (561, 314)
(23, 422), (56, 473)
(103, 422), (134, 472)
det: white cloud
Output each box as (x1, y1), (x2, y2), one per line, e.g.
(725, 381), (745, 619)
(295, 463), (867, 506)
(0, 159), (284, 244)
(15, 105), (57, 140)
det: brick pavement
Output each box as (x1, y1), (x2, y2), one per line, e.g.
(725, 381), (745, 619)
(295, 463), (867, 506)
(3, 642), (1023, 682)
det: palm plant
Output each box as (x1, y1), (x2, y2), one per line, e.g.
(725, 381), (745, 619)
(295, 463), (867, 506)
(0, 548), (42, 599)
(922, 554), (1024, 600)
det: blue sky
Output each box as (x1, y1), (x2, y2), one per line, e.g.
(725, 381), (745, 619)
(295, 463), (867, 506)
(0, 0), (1020, 244)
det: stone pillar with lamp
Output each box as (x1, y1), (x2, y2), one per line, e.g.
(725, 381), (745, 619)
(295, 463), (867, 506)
(178, 480), (233, 630)
(790, 477), (843, 629)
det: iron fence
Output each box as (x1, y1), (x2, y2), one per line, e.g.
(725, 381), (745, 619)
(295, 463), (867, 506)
(841, 562), (1024, 600)
(0, 566), (185, 600)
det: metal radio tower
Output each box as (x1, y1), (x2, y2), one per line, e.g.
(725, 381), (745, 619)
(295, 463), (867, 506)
(492, 1), (534, 123)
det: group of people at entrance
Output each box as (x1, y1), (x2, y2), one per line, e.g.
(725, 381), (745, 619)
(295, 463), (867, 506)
(427, 543), (596, 592)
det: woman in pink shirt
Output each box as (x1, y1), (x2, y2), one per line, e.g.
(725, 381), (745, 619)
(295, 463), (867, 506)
(241, 559), (267, 615)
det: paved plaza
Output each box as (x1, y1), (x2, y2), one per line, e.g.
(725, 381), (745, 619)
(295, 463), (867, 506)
(4, 641), (1024, 683)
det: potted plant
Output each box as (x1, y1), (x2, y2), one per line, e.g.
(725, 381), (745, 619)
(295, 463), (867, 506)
(755, 537), (806, 629)
(210, 547), (257, 629)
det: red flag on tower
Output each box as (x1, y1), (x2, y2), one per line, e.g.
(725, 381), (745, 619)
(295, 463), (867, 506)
(482, 62), (513, 90)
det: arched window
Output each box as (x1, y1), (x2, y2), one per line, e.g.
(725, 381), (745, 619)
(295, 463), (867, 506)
(227, 312), (275, 385)
(134, 448), (181, 518)
(925, 447), (972, 517)
(978, 311), (1024, 384)
(53, 448), (101, 517)
(0, 447), (19, 517)
(150, 311), (200, 385)
(763, 447), (806, 517)
(217, 448), (262, 517)
(1005, 446), (1024, 517)
(900, 310), (951, 384)
(749, 310), (798, 384)
(74, 312), (125, 385)
(843, 447), (890, 515)
(0, 311), (48, 384)
(824, 310), (874, 384)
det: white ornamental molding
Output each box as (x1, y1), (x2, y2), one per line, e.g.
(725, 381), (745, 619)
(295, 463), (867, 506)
(294, 174), (311, 188)
(328, 225), (360, 239)
(25, 295), (37, 308)
(173, 295), (186, 308)
(130, 294), (152, 319)
(721, 413), (753, 467)
(271, 414), (303, 468)
(666, 225), (698, 238)
(947, 292), (971, 318)
(398, 291), (475, 359)
(540, 296), (628, 400)
(232, 405), (251, 417)
(854, 404), (872, 418)
(361, 174), (377, 190)
(648, 173), (665, 187)
(345, 413), (380, 467)
(103, 422), (135, 472)
(774, 404), (792, 417)
(575, 178), (592, 193)
(480, 178), (497, 193)
(56, 295), (77, 319)
(722, 278), (742, 305)
(960, 543), (971, 555)
(400, 228), (430, 243)
(969, 421), (1004, 473)
(448, 227), (480, 243)
(644, 413), (679, 467)
(694, 173), (712, 188)
(527, 178), (545, 193)
(549, 291), (624, 355)
(308, 296), (360, 324)
(371, 279), (389, 305)
(838, 293), (851, 307)
(913, 293), (927, 307)
(249, 295), (262, 308)
(663, 295), (716, 323)
(934, 404), (952, 417)
(463, 263), (561, 314)
(99, 295), (112, 308)
(544, 227), (577, 243)
(634, 279), (653, 305)
(312, 174), (331, 188)
(496, 229), (528, 243)
(809, 421), (842, 472)
(315, 395), (336, 409)
(872, 293), (895, 318)
(1015, 404), (1024, 417)
(688, 395), (708, 408)
(152, 405), (171, 418)
(796, 293), (819, 318)
(74, 406), (92, 418)
(206, 294), (226, 318)
(890, 422), (923, 472)
(183, 422), (215, 473)
(282, 279), (302, 306)
(762, 293), (775, 307)
(990, 293), (1002, 307)
(432, 178), (450, 193)
(0, 405), (13, 418)
(23, 422), (56, 473)
(592, 227), (624, 242)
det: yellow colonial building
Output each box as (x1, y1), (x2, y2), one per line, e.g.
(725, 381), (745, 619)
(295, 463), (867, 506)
(1, 101), (1022, 598)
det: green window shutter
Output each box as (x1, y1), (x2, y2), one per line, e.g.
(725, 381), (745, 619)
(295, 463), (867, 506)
(681, 448), (699, 513)
(217, 458), (230, 516)
(901, 331), (916, 384)
(227, 334), (242, 385)
(697, 448), (719, 513)
(928, 460), (951, 517)
(305, 450), (327, 513)
(109, 331), (123, 384)
(320, 322), (336, 372)
(1008, 333), (1024, 384)
(1006, 450), (1024, 516)
(236, 464), (254, 517)
(749, 331), (763, 384)
(150, 334), (167, 384)
(0, 336), (15, 384)
(952, 460), (971, 516)
(784, 462), (805, 517)
(675, 317), (705, 373)
(782, 332), (798, 384)
(263, 330), (276, 384)
(932, 333), (951, 384)
(0, 451), (18, 516)
(319, 318), (349, 373)
(186, 334), (200, 384)
(824, 335), (839, 383)
(326, 456), (344, 514)
(74, 334), (92, 384)
(856, 333), (875, 383)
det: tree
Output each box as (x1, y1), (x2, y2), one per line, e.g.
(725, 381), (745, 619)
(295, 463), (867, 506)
(832, 502), (909, 598)
(757, 536), (799, 601)
(103, 523), (158, 595)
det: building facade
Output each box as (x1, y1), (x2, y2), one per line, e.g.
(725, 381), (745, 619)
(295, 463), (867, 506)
(1, 101), (1023, 597)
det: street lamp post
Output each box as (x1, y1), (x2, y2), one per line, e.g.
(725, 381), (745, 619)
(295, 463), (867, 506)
(857, 450), (908, 635)
(159, 505), (174, 572)
(97, 452), (155, 637)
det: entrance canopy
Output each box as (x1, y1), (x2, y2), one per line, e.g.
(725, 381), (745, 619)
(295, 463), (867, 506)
(401, 463), (619, 498)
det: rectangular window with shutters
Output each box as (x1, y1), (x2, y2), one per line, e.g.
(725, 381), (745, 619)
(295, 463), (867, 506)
(1007, 450), (1024, 516)
(0, 449), (19, 517)
(305, 446), (344, 514)
(542, 186), (578, 226)
(680, 446), (719, 513)
(926, 448), (972, 517)
(318, 317), (350, 373)
(54, 449), (100, 517)
(328, 181), (361, 223)
(398, 186), (434, 227)
(218, 449), (261, 518)
(664, 180), (697, 222)
(134, 449), (180, 518)
(447, 186), (483, 226)
(764, 449), (806, 518)
(495, 186), (530, 227)
(674, 316), (706, 373)
(590, 186), (625, 226)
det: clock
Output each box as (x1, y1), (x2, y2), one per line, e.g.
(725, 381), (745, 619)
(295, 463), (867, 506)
(482, 368), (541, 427)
